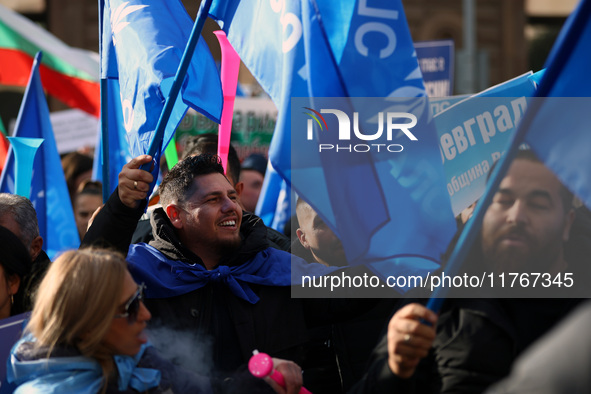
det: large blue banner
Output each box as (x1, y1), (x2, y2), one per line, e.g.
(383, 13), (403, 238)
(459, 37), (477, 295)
(211, 0), (457, 282)
(211, 0), (435, 238)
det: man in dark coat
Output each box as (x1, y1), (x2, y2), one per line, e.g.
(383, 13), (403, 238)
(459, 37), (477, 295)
(293, 197), (398, 392)
(83, 154), (342, 393)
(351, 150), (586, 393)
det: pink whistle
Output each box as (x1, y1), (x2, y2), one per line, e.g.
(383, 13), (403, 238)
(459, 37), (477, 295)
(248, 350), (312, 394)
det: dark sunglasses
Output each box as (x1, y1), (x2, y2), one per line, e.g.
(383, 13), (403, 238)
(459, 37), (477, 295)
(114, 283), (146, 324)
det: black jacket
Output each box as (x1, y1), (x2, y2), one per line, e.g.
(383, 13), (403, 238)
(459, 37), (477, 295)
(139, 207), (310, 375)
(82, 189), (351, 393)
(351, 297), (581, 393)
(290, 238), (398, 392)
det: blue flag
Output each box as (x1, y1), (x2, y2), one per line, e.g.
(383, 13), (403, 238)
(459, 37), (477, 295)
(0, 52), (80, 259)
(100, 0), (223, 163)
(520, 0), (591, 209)
(211, 0), (456, 279)
(92, 79), (132, 196)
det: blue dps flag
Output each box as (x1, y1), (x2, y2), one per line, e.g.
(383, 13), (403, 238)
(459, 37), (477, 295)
(0, 52), (79, 258)
(100, 0), (223, 164)
(211, 0), (456, 280)
(92, 79), (131, 196)
(520, 0), (591, 209)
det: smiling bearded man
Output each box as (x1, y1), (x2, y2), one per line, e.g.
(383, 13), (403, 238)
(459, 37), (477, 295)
(162, 165), (244, 269)
(80, 154), (339, 392)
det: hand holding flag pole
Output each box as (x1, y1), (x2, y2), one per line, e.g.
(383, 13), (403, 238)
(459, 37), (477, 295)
(213, 30), (240, 175)
(140, 0), (214, 173)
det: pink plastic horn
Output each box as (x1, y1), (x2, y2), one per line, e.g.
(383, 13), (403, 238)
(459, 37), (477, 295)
(213, 30), (240, 175)
(249, 350), (312, 394)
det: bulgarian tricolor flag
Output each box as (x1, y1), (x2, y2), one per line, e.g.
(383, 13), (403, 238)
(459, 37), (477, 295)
(0, 4), (99, 117)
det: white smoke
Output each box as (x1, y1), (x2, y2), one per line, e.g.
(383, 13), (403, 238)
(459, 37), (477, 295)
(146, 325), (214, 376)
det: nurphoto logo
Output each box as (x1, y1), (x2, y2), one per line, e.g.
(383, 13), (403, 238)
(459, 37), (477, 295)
(303, 107), (418, 153)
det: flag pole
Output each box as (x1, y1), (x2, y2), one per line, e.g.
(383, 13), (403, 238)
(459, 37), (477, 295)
(98, 0), (110, 202)
(141, 0), (214, 170)
(99, 79), (109, 202)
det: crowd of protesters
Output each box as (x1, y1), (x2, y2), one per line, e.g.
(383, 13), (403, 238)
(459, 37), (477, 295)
(1, 145), (590, 394)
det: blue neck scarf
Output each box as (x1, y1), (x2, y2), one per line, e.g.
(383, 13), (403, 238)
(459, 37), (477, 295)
(114, 345), (161, 391)
(127, 243), (338, 303)
(8, 335), (160, 393)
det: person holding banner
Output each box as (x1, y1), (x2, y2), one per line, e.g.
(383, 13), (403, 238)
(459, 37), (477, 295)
(351, 149), (588, 393)
(0, 226), (33, 320)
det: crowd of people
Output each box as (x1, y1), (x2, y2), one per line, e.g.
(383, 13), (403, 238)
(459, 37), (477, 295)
(1, 141), (590, 393)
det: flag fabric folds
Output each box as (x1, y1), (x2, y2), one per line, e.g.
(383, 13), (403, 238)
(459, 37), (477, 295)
(0, 52), (80, 259)
(0, 4), (100, 117)
(210, 0), (456, 278)
(100, 0), (223, 163)
(521, 0), (591, 209)
(92, 79), (132, 196)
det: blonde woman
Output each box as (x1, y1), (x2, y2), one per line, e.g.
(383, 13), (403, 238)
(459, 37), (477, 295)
(7, 248), (212, 393)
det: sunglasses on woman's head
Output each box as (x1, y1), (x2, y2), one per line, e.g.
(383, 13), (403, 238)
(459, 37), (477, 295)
(114, 283), (146, 324)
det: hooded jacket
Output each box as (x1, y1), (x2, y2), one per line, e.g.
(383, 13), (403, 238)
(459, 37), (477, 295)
(127, 208), (310, 374)
(82, 189), (357, 393)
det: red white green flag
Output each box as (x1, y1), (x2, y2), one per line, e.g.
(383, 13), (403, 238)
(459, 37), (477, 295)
(0, 4), (99, 117)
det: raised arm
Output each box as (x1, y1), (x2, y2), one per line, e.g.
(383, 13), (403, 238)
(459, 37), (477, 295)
(81, 155), (154, 254)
